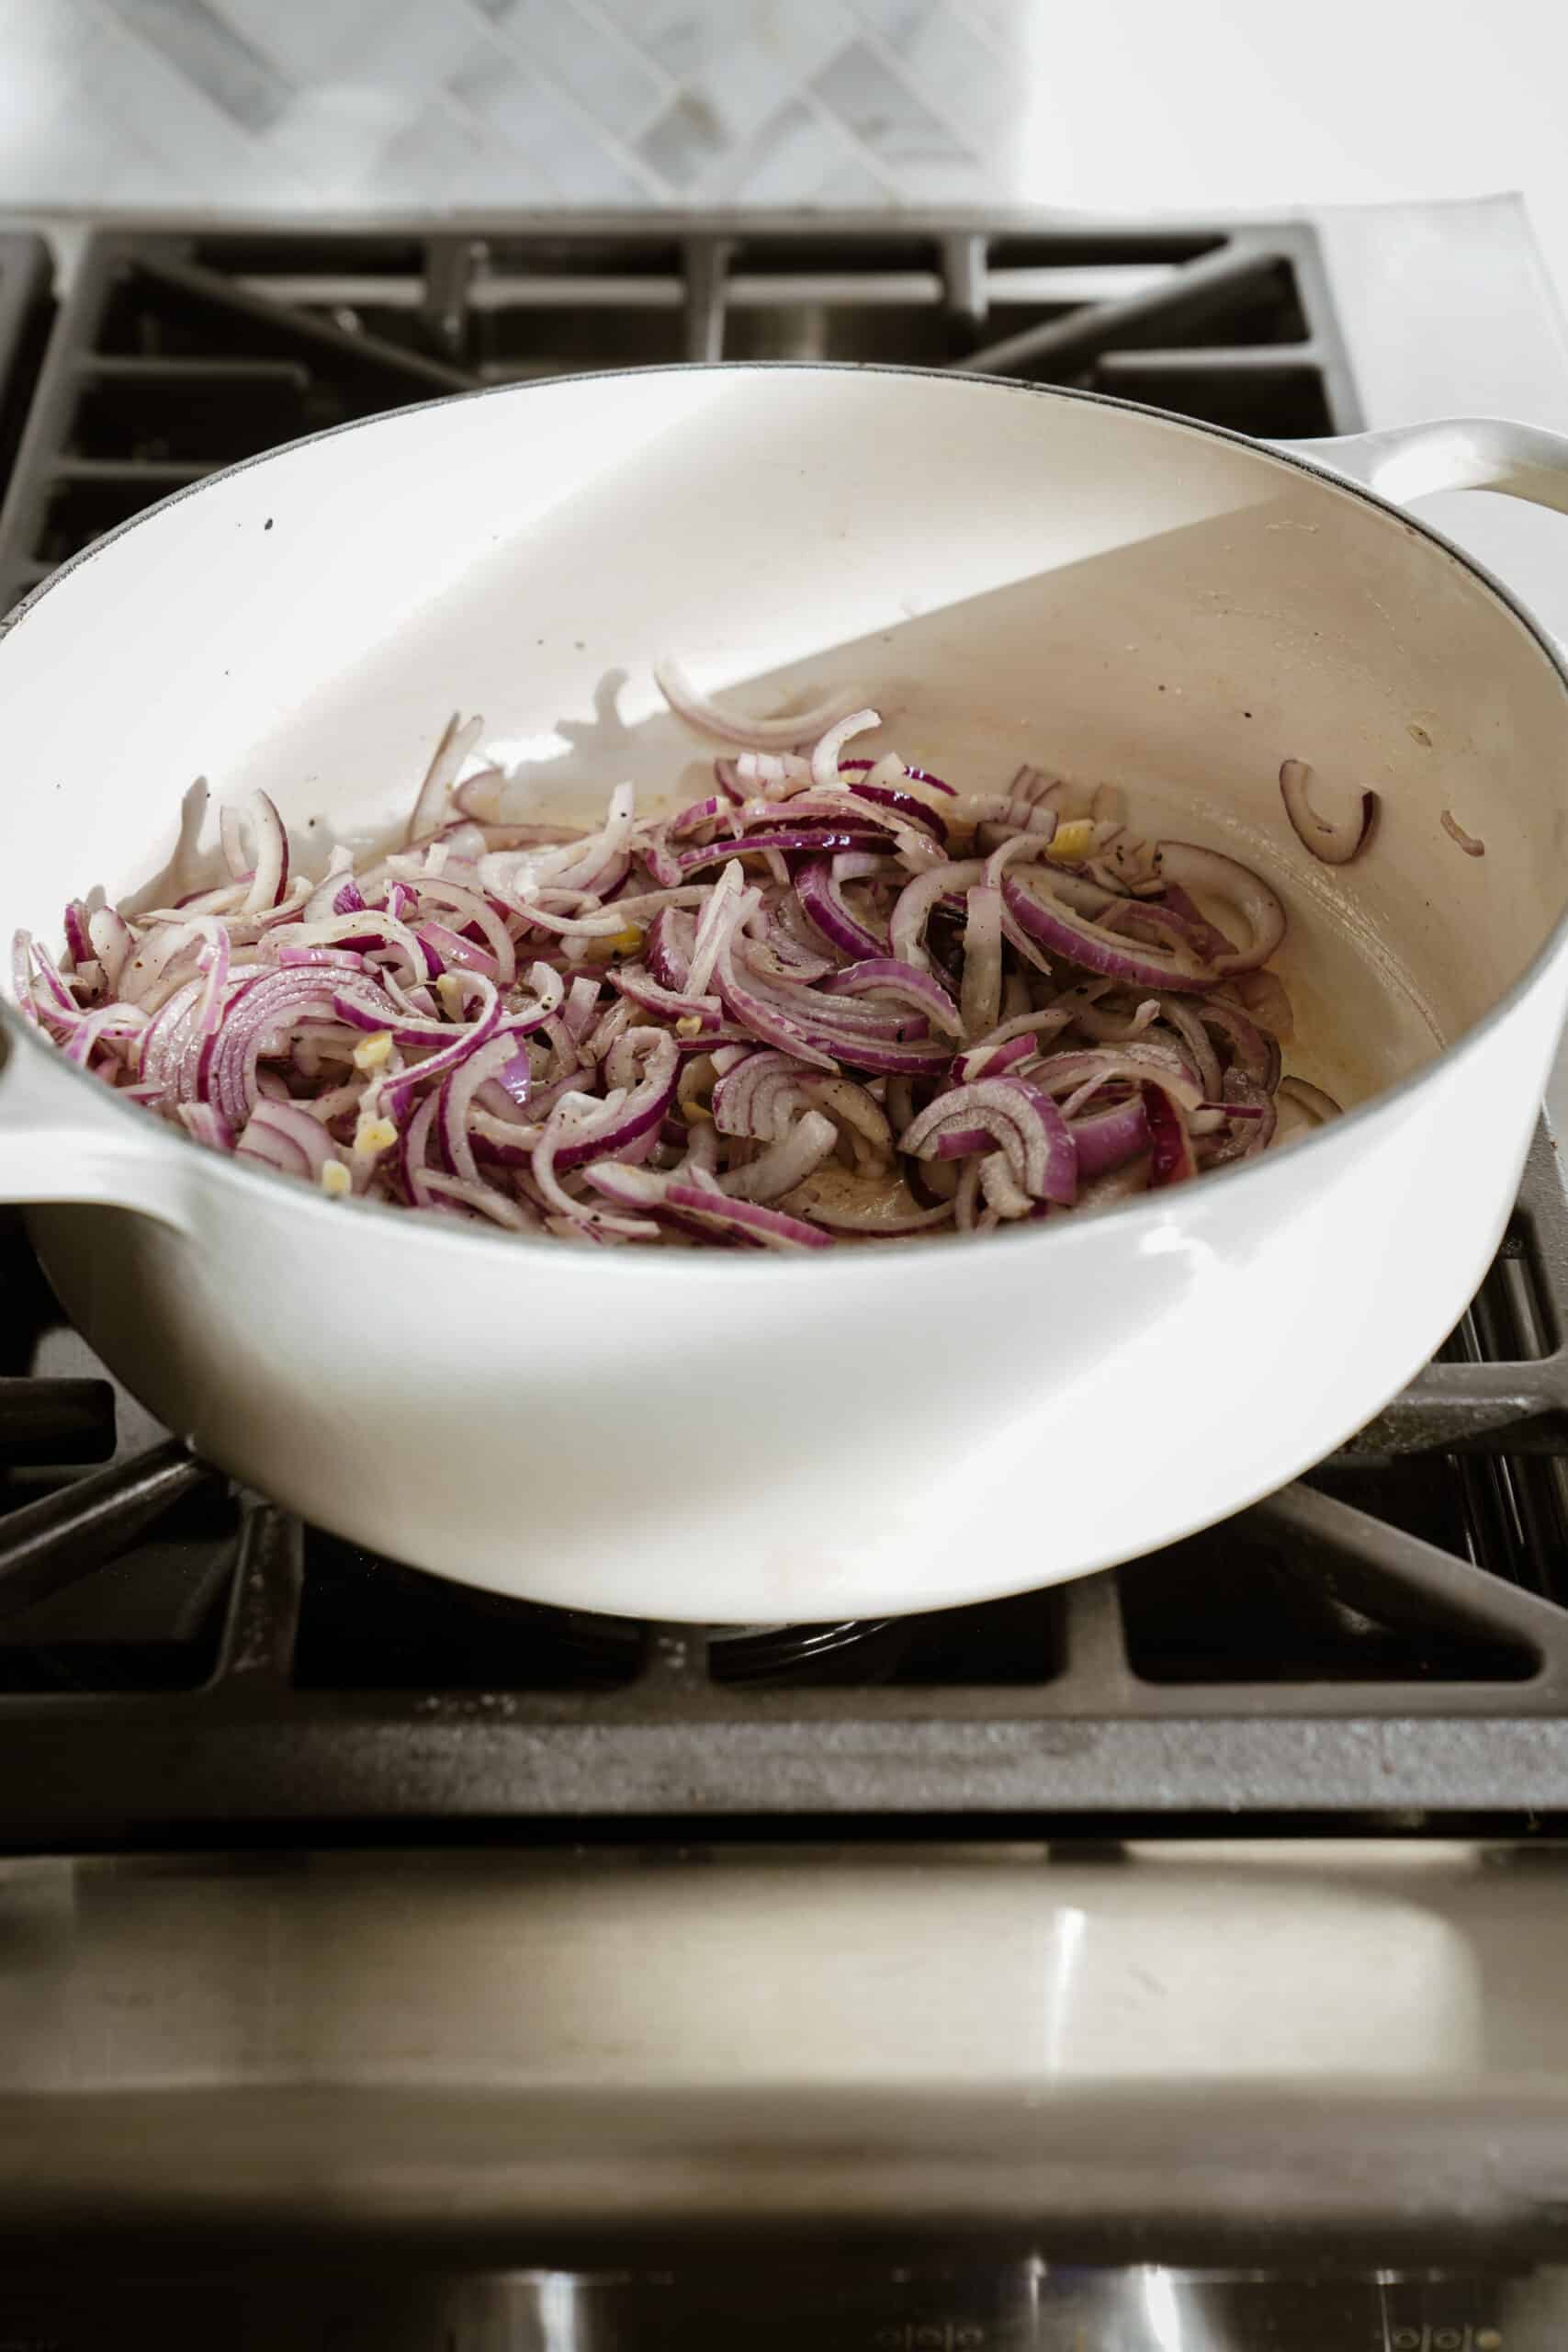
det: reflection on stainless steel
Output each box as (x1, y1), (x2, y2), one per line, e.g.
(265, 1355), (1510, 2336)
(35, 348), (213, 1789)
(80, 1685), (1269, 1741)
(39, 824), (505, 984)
(0, 2256), (1551, 2349)
(0, 1842), (1562, 2252)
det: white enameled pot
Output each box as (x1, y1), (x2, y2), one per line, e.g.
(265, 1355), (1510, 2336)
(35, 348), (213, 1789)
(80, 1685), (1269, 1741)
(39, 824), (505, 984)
(3, 370), (1568, 1623)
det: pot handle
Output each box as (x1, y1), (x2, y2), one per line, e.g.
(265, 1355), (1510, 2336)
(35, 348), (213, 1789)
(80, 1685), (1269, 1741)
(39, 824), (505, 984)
(0, 1023), (191, 1228)
(1277, 415), (1568, 514)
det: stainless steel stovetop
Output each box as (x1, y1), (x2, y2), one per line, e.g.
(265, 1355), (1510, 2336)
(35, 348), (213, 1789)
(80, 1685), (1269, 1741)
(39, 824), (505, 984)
(5, 201), (1568, 2328)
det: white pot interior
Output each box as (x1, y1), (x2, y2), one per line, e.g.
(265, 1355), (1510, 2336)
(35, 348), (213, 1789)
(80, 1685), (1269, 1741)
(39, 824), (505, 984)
(3, 366), (1567, 1124)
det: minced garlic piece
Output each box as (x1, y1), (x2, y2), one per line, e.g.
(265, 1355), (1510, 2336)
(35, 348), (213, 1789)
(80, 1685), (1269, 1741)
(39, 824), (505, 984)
(681, 1101), (713, 1124)
(674, 1013), (705, 1040)
(434, 972), (464, 1014)
(320, 1159), (352, 1199)
(354, 1115), (398, 1157)
(353, 1031), (393, 1071)
(1046, 819), (1096, 864)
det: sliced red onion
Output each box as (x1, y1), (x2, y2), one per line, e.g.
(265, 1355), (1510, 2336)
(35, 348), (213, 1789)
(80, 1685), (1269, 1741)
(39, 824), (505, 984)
(85, 907), (135, 991)
(219, 790), (290, 914)
(1143, 1083), (1197, 1185)
(1208, 1069), (1278, 1163)
(1197, 998), (1277, 1090)
(1001, 872), (1213, 991)
(1153, 842), (1284, 974)
(711, 1048), (815, 1141)
(1441, 809), (1485, 857)
(1276, 1076), (1343, 1125)
(950, 1009), (1073, 1081)
(836, 764), (950, 841)
(613, 964), (721, 1027)
(1226, 967), (1294, 1043)
(664, 1181), (832, 1250)
(810, 707), (882, 791)
(1154, 998), (1223, 1099)
(654, 658), (863, 752)
(1279, 759), (1379, 865)
(719, 1109), (838, 1202)
(889, 860), (984, 970)
(176, 1102), (235, 1151)
(421, 1171), (536, 1230)
(550, 1029), (678, 1170)
(25, 695), (1314, 1248)
(797, 856), (888, 961)
(900, 1078), (1077, 1205)
(1069, 1096), (1151, 1178)
(818, 958), (964, 1037)
(686, 862), (757, 997)
(407, 711), (484, 844)
(979, 1150), (1034, 1220)
(781, 1181), (956, 1236)
(959, 883), (1003, 1041)
(238, 1097), (339, 1182)
(671, 824), (887, 876)
(437, 1031), (536, 1184)
(1032, 1044), (1203, 1118)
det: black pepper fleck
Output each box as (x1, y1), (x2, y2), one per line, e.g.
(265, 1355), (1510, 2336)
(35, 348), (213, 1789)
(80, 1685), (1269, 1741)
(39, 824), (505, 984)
(264, 518), (274, 531)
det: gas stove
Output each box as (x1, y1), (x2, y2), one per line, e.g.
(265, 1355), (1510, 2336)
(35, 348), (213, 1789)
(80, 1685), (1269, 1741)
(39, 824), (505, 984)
(5, 205), (1568, 1843)
(9, 203), (1568, 2340)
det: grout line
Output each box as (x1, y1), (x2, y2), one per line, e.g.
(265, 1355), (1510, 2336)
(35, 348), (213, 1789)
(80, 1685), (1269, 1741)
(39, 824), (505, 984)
(78, 0), (323, 206)
(792, 85), (908, 207)
(445, 11), (674, 204)
(947, 0), (1032, 74)
(842, 15), (1001, 178)
(544, 0), (683, 116)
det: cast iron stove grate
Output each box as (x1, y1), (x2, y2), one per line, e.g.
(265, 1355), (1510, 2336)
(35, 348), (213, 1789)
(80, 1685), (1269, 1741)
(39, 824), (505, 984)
(6, 1125), (1568, 1840)
(6, 215), (1568, 1839)
(0, 211), (1358, 613)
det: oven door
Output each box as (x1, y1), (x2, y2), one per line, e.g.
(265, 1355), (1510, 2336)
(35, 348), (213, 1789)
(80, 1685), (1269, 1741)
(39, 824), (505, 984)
(2, 1841), (1566, 2345)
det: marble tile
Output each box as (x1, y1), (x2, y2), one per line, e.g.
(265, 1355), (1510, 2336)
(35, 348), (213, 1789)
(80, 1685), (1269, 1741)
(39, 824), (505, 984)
(634, 92), (724, 193)
(811, 35), (976, 168)
(208, 0), (475, 105)
(844, 2), (1016, 143)
(950, 0), (1038, 52)
(0, 0), (311, 207)
(602, 0), (857, 146)
(446, 35), (657, 201)
(103, 0), (295, 134)
(479, 0), (672, 144)
(0, 0), (1040, 215)
(701, 93), (888, 204)
(371, 99), (557, 209)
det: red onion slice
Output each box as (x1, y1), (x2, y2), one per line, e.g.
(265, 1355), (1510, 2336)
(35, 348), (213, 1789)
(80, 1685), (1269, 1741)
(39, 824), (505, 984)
(1276, 1076), (1343, 1125)
(1069, 1096), (1151, 1179)
(219, 790), (291, 914)
(1001, 872), (1213, 992)
(22, 689), (1318, 1249)
(1279, 759), (1379, 865)
(1152, 842), (1285, 975)
(796, 857), (888, 961)
(655, 658), (864, 752)
(1441, 809), (1485, 857)
(407, 711), (484, 844)
(1142, 1083), (1197, 1185)
(900, 1078), (1077, 1206)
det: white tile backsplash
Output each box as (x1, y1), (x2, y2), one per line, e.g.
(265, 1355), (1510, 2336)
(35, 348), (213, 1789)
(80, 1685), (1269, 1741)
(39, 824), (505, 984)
(0, 0), (1029, 210)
